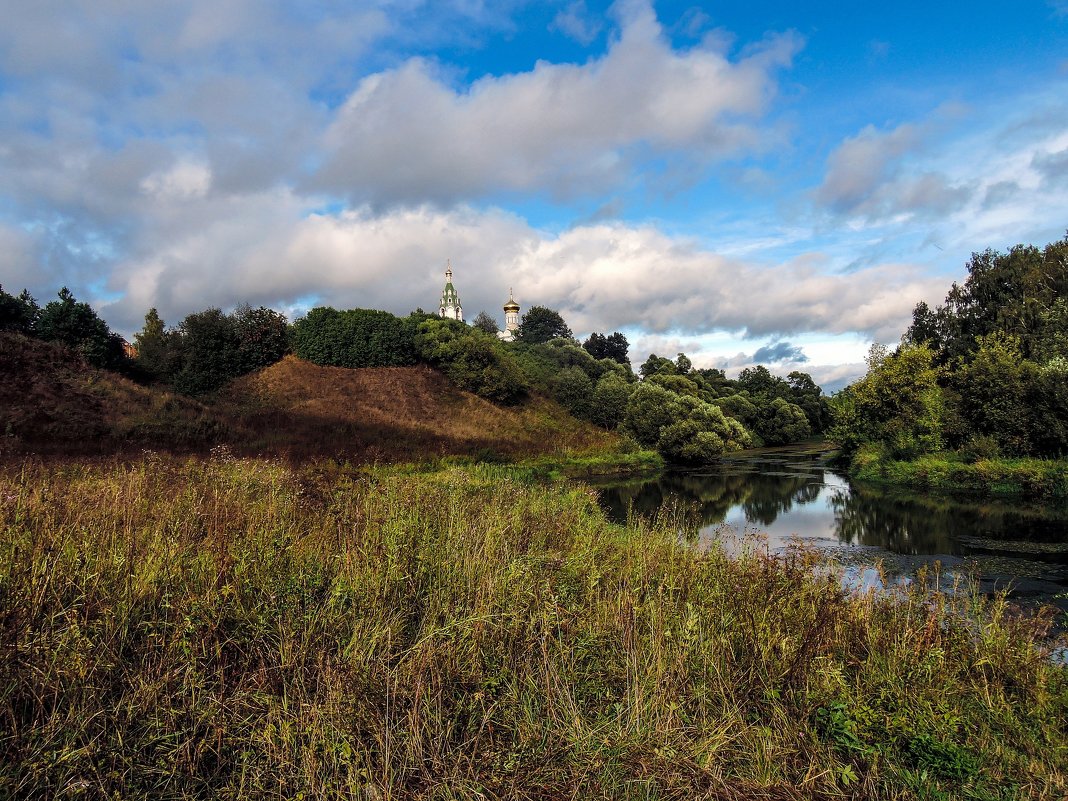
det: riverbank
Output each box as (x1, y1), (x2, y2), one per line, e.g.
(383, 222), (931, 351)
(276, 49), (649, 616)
(850, 445), (1068, 500)
(2, 454), (1065, 799)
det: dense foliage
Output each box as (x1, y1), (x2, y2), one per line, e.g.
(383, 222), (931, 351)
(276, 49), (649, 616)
(513, 305), (573, 343)
(582, 330), (629, 364)
(0, 285), (39, 335)
(414, 318), (528, 404)
(291, 306), (418, 369)
(5, 285), (830, 459)
(1, 285), (127, 370)
(133, 304), (290, 394)
(835, 235), (1068, 462)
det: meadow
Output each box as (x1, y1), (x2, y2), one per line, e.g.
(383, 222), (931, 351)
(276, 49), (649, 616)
(1, 453), (1065, 800)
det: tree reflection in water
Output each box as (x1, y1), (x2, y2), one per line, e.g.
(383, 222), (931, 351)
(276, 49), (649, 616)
(594, 447), (1068, 609)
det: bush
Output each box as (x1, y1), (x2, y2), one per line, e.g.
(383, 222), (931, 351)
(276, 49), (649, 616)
(589, 373), (634, 430)
(755, 397), (812, 446)
(554, 366), (594, 419)
(625, 383), (752, 463)
(415, 319), (528, 404)
(292, 307), (418, 368)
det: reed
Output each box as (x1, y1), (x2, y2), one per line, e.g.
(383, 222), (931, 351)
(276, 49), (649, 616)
(1, 454), (1064, 799)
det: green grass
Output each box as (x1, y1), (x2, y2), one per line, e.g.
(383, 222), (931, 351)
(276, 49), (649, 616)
(850, 446), (1068, 500)
(1, 454), (1065, 799)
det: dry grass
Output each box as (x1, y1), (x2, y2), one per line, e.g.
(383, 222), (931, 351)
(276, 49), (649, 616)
(0, 335), (617, 463)
(1, 455), (1065, 800)
(219, 355), (617, 461)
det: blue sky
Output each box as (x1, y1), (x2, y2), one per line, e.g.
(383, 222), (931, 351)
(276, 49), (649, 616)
(1, 0), (1066, 390)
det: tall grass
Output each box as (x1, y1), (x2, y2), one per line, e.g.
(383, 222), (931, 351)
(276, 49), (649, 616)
(850, 446), (1068, 500)
(1, 454), (1065, 799)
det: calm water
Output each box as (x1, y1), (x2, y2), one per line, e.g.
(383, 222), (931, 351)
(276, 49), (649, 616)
(595, 446), (1068, 619)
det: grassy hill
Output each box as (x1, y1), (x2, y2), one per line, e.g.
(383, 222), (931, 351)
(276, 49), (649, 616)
(0, 334), (617, 461)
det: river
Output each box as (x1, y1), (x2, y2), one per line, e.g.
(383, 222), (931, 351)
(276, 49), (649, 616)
(594, 445), (1068, 621)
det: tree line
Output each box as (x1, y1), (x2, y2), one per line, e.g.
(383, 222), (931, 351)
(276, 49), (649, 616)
(832, 234), (1068, 461)
(1, 286), (830, 463)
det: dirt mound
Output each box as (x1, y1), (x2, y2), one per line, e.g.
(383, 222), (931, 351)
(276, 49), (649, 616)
(219, 355), (613, 460)
(0, 336), (613, 461)
(0, 333), (227, 454)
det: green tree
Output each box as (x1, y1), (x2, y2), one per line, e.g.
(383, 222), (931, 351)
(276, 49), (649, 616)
(292, 307), (418, 368)
(35, 287), (126, 370)
(583, 331), (630, 365)
(589, 373), (634, 429)
(415, 319), (527, 403)
(171, 308), (241, 395)
(234, 305), (289, 373)
(786, 370), (831, 432)
(655, 397), (752, 464)
(737, 365), (786, 399)
(950, 333), (1035, 456)
(472, 311), (499, 335)
(624, 383), (751, 462)
(133, 308), (171, 379)
(639, 353), (676, 379)
(712, 393), (759, 430)
(624, 383), (681, 447)
(831, 343), (944, 459)
(0, 286), (39, 334)
(554, 366), (594, 420)
(647, 373), (700, 397)
(513, 306), (572, 344)
(755, 397), (812, 446)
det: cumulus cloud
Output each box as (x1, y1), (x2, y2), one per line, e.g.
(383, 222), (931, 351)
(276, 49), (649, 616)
(313, 1), (800, 203)
(815, 123), (972, 220)
(98, 199), (943, 349)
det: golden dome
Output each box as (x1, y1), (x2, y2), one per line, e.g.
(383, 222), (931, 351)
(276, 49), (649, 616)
(503, 289), (520, 312)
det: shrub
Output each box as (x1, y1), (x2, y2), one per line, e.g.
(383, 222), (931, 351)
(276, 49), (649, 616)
(292, 307), (418, 368)
(554, 366), (594, 419)
(589, 373), (634, 429)
(415, 319), (528, 404)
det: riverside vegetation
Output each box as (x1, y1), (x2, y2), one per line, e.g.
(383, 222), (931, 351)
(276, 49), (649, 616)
(832, 234), (1068, 499)
(1, 453), (1066, 800)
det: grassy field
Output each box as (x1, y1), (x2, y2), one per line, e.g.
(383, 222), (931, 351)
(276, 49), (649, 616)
(849, 446), (1068, 501)
(1, 454), (1065, 800)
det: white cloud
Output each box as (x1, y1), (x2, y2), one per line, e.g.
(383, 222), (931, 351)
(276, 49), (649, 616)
(141, 160), (212, 201)
(99, 199), (943, 356)
(313, 1), (800, 203)
(551, 1), (602, 45)
(815, 122), (971, 220)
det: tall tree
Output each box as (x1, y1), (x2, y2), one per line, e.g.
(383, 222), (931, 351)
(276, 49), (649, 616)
(513, 306), (572, 344)
(0, 286), (39, 334)
(472, 310), (499, 335)
(36, 287), (126, 370)
(133, 308), (170, 379)
(582, 331), (629, 364)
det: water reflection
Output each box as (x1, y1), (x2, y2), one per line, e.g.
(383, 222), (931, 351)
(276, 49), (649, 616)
(594, 446), (1068, 614)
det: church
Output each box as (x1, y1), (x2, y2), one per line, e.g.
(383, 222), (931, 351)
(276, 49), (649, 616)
(437, 261), (520, 341)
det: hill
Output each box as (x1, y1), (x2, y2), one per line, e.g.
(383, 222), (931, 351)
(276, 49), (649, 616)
(0, 334), (617, 461)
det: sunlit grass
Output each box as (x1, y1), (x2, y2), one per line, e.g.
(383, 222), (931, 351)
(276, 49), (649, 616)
(1, 454), (1065, 799)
